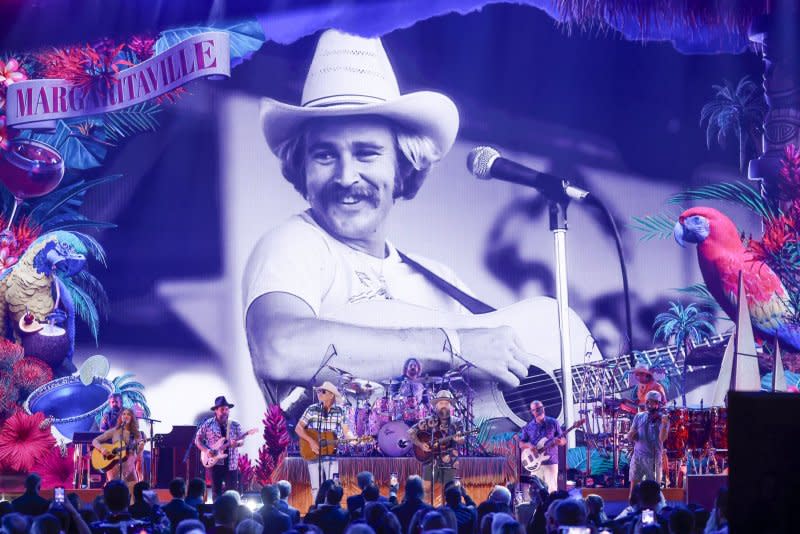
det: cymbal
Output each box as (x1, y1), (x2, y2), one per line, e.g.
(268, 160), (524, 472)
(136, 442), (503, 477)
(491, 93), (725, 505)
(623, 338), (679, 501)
(380, 378), (402, 386)
(327, 365), (354, 378)
(422, 376), (446, 385)
(344, 379), (383, 397)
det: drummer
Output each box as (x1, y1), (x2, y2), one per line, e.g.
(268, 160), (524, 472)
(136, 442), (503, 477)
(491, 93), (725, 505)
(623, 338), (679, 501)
(631, 363), (667, 409)
(392, 357), (429, 408)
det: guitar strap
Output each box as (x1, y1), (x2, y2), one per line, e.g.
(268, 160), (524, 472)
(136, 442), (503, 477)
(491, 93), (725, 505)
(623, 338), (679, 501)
(397, 251), (496, 314)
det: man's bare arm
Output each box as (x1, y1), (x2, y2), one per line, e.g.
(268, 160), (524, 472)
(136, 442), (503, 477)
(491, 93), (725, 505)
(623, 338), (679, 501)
(246, 292), (534, 387)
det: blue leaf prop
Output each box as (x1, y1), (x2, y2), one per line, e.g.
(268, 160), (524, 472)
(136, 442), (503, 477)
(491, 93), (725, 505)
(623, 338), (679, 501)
(155, 20), (266, 69)
(34, 121), (107, 170)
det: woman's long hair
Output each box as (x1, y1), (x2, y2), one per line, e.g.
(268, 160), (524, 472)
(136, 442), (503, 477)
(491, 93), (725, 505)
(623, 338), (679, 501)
(116, 408), (140, 438)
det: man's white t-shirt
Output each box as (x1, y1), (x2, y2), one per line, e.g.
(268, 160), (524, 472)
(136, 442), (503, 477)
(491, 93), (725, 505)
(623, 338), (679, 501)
(242, 210), (471, 319)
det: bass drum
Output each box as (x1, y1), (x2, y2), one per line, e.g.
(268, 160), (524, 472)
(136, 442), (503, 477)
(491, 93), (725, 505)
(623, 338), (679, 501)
(377, 420), (412, 457)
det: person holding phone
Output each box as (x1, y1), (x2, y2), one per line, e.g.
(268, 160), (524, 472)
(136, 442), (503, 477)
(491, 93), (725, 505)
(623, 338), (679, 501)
(91, 407), (145, 483)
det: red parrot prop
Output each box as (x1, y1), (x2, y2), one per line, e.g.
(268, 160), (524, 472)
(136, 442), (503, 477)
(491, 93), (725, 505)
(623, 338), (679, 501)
(674, 206), (800, 350)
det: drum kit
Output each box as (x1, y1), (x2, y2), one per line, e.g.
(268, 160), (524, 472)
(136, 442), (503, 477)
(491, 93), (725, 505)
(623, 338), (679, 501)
(326, 364), (475, 457)
(578, 361), (729, 487)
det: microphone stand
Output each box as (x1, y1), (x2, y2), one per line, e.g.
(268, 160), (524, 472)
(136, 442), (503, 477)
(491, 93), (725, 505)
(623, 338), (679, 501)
(549, 195), (576, 448)
(306, 345), (338, 498)
(140, 416), (161, 485)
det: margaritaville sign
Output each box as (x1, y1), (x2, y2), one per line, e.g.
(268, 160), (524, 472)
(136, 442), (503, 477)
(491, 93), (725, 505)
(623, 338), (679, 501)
(6, 31), (231, 129)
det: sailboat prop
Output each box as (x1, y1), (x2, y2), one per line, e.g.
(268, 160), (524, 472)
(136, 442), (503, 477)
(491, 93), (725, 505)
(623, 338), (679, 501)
(711, 271), (761, 406)
(772, 341), (787, 392)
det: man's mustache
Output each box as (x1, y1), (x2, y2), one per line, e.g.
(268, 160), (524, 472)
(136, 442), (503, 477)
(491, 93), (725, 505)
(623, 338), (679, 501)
(322, 182), (379, 207)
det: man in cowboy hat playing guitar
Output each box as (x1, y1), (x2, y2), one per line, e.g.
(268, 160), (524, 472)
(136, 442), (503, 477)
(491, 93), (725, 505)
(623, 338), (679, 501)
(195, 396), (255, 499)
(408, 390), (465, 501)
(244, 29), (540, 420)
(296, 381), (355, 498)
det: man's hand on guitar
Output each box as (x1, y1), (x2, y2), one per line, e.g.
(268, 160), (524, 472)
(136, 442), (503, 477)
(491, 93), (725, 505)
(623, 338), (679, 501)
(307, 440), (320, 455)
(460, 326), (535, 387)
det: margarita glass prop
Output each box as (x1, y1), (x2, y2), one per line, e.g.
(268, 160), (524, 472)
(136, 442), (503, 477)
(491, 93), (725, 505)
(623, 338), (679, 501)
(0, 138), (65, 240)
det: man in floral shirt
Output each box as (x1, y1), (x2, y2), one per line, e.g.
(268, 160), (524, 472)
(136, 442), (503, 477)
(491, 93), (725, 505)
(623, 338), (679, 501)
(194, 396), (245, 499)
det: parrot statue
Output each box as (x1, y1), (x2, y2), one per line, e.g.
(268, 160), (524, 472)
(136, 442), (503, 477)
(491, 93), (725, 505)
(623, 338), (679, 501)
(0, 231), (86, 374)
(673, 206), (800, 350)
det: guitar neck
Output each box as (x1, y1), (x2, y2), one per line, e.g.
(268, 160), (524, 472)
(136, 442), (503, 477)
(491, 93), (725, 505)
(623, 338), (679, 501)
(556, 333), (729, 400)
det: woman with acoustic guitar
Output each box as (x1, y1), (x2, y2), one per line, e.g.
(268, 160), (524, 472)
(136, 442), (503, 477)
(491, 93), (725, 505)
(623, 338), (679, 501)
(91, 407), (145, 484)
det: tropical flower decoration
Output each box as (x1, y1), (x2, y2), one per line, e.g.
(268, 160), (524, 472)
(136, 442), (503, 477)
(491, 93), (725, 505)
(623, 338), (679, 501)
(0, 411), (56, 472)
(34, 443), (75, 489)
(238, 454), (256, 492)
(255, 405), (290, 486)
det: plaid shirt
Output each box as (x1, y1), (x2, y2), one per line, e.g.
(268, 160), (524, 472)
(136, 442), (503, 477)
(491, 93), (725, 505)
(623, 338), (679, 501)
(299, 403), (347, 437)
(195, 417), (243, 471)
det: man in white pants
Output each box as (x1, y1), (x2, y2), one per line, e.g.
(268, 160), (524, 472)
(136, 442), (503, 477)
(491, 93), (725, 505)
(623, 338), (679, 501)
(295, 382), (353, 499)
(519, 400), (565, 492)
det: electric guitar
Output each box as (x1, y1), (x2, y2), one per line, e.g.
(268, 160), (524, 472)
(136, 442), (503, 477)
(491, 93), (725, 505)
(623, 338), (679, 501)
(520, 418), (585, 474)
(201, 427), (258, 468)
(299, 428), (374, 461)
(91, 438), (156, 472)
(412, 428), (479, 463)
(328, 299), (728, 426)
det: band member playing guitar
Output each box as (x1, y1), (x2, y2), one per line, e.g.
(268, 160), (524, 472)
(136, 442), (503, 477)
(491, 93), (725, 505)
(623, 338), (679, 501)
(91, 408), (144, 484)
(295, 382), (355, 499)
(518, 400), (566, 492)
(408, 390), (466, 503)
(195, 396), (250, 499)
(627, 390), (670, 495)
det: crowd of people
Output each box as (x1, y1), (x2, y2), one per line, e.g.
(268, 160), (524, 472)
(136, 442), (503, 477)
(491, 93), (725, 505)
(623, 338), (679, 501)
(0, 472), (728, 534)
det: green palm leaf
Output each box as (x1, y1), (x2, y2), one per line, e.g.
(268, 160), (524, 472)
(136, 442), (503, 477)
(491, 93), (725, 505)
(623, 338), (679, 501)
(104, 102), (161, 143)
(630, 212), (678, 241)
(667, 181), (777, 220)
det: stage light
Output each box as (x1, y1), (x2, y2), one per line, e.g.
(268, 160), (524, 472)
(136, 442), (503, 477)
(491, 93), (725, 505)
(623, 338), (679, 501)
(242, 491), (262, 512)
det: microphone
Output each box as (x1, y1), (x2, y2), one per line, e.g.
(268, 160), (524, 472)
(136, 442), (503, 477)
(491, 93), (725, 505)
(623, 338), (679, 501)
(467, 146), (590, 202)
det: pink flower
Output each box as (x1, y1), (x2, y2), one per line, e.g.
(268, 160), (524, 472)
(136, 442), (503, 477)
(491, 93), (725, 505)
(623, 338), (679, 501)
(34, 444), (75, 489)
(0, 59), (27, 87)
(0, 411), (56, 472)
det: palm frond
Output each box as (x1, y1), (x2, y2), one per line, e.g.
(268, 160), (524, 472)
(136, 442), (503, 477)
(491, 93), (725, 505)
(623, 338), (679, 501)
(26, 175), (121, 223)
(118, 381), (145, 391)
(667, 181), (777, 220)
(112, 373), (135, 389)
(58, 275), (101, 342)
(41, 220), (117, 233)
(69, 232), (107, 266)
(630, 212), (678, 241)
(103, 102), (161, 143)
(673, 283), (723, 313)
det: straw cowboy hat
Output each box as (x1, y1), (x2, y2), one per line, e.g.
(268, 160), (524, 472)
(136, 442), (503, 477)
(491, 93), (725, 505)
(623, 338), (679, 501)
(316, 381), (343, 402)
(260, 29), (459, 158)
(631, 363), (665, 381)
(432, 390), (454, 404)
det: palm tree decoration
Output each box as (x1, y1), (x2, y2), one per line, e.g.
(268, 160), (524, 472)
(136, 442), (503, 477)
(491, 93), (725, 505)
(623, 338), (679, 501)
(653, 302), (716, 406)
(700, 76), (767, 176)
